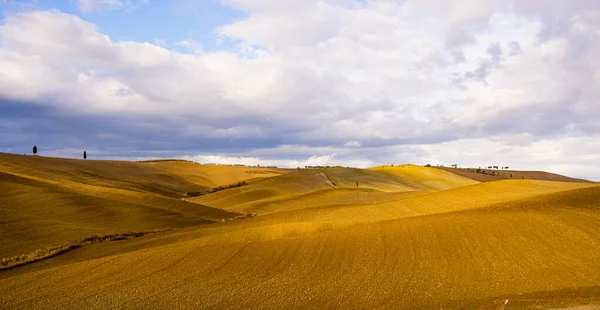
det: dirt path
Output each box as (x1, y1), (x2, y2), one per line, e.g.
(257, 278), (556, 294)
(318, 169), (337, 188)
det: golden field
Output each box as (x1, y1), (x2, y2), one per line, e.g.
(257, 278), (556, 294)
(1, 153), (599, 309)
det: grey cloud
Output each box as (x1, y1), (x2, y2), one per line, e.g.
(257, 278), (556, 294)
(1, 1), (600, 179)
(0, 98), (287, 157)
(486, 43), (502, 64)
(508, 41), (521, 55)
(512, 1), (600, 42)
(461, 42), (503, 83)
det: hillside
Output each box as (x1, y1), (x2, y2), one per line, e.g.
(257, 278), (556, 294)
(369, 164), (480, 190)
(321, 167), (418, 191)
(436, 166), (591, 183)
(0, 152), (287, 198)
(187, 165), (480, 215)
(188, 167), (427, 214)
(0, 153), (288, 258)
(1, 154), (599, 309)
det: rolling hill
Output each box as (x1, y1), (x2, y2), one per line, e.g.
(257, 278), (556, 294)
(436, 166), (591, 183)
(1, 154), (598, 309)
(0, 153), (287, 258)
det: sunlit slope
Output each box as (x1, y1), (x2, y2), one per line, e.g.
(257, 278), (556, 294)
(147, 161), (287, 189)
(188, 169), (335, 212)
(321, 167), (417, 191)
(0, 170), (238, 258)
(190, 164), (588, 220)
(189, 166), (471, 215)
(369, 164), (479, 190)
(0, 152), (287, 198)
(2, 185), (599, 309)
(2, 154), (598, 308)
(181, 180), (597, 244)
(219, 188), (426, 215)
(0, 153), (287, 257)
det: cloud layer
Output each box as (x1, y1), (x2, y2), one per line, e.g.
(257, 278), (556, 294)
(77, 0), (146, 12)
(1, 0), (599, 180)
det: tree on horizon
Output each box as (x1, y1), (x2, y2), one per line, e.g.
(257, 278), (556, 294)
(83, 151), (87, 160)
(33, 145), (37, 155)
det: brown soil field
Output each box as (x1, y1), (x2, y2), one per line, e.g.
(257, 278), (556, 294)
(436, 166), (591, 183)
(1, 153), (599, 309)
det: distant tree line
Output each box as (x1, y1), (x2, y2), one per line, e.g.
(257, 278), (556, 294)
(424, 163), (522, 179)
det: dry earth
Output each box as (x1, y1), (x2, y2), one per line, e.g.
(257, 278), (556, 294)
(435, 166), (591, 183)
(1, 154), (599, 309)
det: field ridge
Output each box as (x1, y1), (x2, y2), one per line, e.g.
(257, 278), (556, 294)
(0, 229), (171, 271)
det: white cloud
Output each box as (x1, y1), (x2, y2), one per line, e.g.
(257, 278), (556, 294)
(2, 5), (596, 140)
(417, 135), (600, 181)
(178, 153), (340, 168)
(1, 1), (600, 179)
(155, 132), (600, 180)
(239, 134), (600, 180)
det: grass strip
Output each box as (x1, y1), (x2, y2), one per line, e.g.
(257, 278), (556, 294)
(186, 181), (248, 197)
(0, 229), (171, 271)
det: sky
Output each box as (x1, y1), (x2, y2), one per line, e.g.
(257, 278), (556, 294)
(0, 0), (599, 180)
